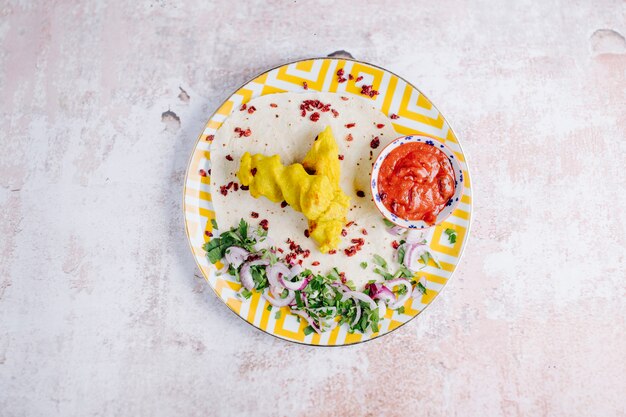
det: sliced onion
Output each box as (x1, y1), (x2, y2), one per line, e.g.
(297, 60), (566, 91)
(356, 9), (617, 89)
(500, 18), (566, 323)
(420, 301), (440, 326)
(331, 282), (352, 293)
(321, 317), (339, 331)
(412, 276), (428, 299)
(224, 246), (250, 269)
(291, 309), (321, 334)
(281, 273), (310, 291)
(377, 299), (387, 318)
(290, 264), (303, 277)
(403, 243), (427, 272)
(371, 284), (396, 304)
(345, 291), (377, 310)
(267, 263), (291, 291)
(262, 288), (295, 307)
(239, 259), (269, 290)
(386, 278), (412, 309)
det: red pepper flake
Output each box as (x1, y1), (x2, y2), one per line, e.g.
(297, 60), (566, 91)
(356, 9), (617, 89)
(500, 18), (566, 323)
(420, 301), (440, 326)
(338, 154), (344, 160)
(303, 249), (311, 258)
(280, 201), (288, 208)
(345, 123), (356, 128)
(356, 76), (363, 82)
(337, 68), (344, 77)
(331, 109), (339, 118)
(341, 96), (349, 101)
(361, 228), (368, 235)
(226, 181), (234, 190)
(270, 103), (278, 108)
(345, 134), (353, 142)
(348, 74), (354, 80)
(360, 84), (379, 98)
(338, 77), (347, 83)
(345, 221), (355, 227)
(328, 249), (337, 254)
(251, 211), (259, 218)
(259, 219), (269, 230)
(344, 246), (358, 257)
(205, 134), (215, 141)
(304, 229), (310, 238)
(240, 103), (247, 111)
(310, 112), (320, 122)
(376, 123), (385, 129)
(302, 81), (308, 90)
(204, 230), (213, 237)
(392, 240), (400, 249)
(251, 167), (257, 176)
(341, 229), (347, 237)
(247, 106), (256, 114)
(233, 183), (239, 191)
(311, 261), (320, 266)
(219, 185), (228, 196)
(243, 128), (252, 137)
(277, 248), (284, 253)
(351, 238), (364, 245)
(241, 185), (249, 190)
(321, 104), (331, 112)
(225, 154), (234, 161)
(390, 113), (399, 119)
(198, 169), (207, 177)
(370, 136), (380, 149)
(234, 127), (248, 138)
(356, 190), (365, 198)
(300, 109), (306, 117)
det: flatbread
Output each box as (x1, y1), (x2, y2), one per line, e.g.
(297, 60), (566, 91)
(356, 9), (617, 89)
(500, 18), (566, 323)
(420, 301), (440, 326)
(211, 92), (403, 289)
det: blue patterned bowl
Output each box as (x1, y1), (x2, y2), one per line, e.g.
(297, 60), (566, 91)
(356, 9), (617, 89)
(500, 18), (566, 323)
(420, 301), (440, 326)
(369, 134), (464, 229)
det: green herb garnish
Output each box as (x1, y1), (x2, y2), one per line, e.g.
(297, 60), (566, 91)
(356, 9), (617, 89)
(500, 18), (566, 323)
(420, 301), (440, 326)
(360, 261), (368, 269)
(372, 254), (388, 269)
(396, 306), (405, 314)
(275, 311), (281, 319)
(416, 281), (427, 295)
(303, 325), (315, 335)
(444, 228), (457, 244)
(240, 288), (252, 299)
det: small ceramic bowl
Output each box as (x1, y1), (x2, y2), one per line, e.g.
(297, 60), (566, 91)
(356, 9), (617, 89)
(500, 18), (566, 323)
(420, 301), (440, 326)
(370, 134), (464, 229)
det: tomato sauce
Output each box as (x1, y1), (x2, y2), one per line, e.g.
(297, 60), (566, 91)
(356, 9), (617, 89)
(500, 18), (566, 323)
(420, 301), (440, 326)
(377, 142), (455, 224)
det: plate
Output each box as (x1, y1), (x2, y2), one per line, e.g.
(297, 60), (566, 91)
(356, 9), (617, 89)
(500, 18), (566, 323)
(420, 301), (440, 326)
(183, 57), (472, 346)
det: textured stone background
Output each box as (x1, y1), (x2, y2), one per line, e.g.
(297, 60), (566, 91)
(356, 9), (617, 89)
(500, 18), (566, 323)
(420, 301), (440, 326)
(1, 1), (625, 416)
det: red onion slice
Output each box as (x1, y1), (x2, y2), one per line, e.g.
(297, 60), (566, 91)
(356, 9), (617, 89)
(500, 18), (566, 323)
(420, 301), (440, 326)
(386, 225), (406, 236)
(239, 259), (270, 291)
(386, 278), (412, 309)
(405, 229), (425, 244)
(281, 273), (310, 291)
(351, 299), (362, 327)
(345, 291), (377, 310)
(267, 263), (291, 291)
(377, 300), (387, 318)
(224, 246), (250, 269)
(371, 284), (396, 304)
(262, 288), (295, 307)
(403, 243), (427, 272)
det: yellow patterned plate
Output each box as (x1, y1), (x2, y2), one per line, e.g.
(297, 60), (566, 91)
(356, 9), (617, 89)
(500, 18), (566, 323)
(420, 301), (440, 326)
(183, 57), (472, 346)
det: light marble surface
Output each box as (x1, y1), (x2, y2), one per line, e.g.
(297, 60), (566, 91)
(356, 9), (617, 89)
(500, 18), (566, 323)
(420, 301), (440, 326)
(1, 1), (625, 416)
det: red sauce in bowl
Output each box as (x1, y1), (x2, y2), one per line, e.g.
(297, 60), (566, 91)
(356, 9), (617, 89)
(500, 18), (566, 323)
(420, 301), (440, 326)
(377, 142), (455, 224)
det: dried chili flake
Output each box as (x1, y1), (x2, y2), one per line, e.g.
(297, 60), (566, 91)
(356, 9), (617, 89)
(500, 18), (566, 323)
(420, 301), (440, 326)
(370, 137), (380, 149)
(219, 186), (228, 196)
(233, 183), (239, 191)
(338, 154), (344, 160)
(199, 169), (207, 177)
(356, 76), (363, 82)
(348, 74), (354, 80)
(328, 249), (337, 254)
(390, 113), (399, 119)
(204, 230), (213, 237)
(331, 109), (339, 118)
(338, 77), (347, 83)
(259, 219), (269, 230)
(225, 154), (234, 161)
(340, 96), (349, 101)
(336, 68), (344, 77)
(344, 246), (358, 257)
(302, 81), (308, 90)
(247, 106), (256, 114)
(345, 134), (353, 142)
(392, 240), (400, 249)
(280, 201), (288, 208)
(251, 167), (257, 176)
(240, 103), (247, 111)
(251, 211), (259, 218)
(304, 229), (310, 238)
(341, 229), (347, 237)
(241, 185), (249, 190)
(345, 221), (355, 227)
(356, 190), (365, 197)
(310, 112), (320, 122)
(361, 228), (368, 235)
(270, 103), (278, 108)
(345, 123), (356, 128)
(376, 123), (385, 129)
(311, 261), (320, 266)
(206, 134), (215, 141)
(243, 128), (252, 137)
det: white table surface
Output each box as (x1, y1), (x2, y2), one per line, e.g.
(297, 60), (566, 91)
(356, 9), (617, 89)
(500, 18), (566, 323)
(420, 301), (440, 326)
(1, 1), (625, 416)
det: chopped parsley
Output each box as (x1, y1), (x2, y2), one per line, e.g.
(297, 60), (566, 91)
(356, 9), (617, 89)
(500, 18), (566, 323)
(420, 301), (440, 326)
(444, 228), (457, 244)
(240, 288), (252, 299)
(382, 218), (395, 228)
(275, 311), (281, 320)
(396, 306), (405, 314)
(360, 261), (368, 269)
